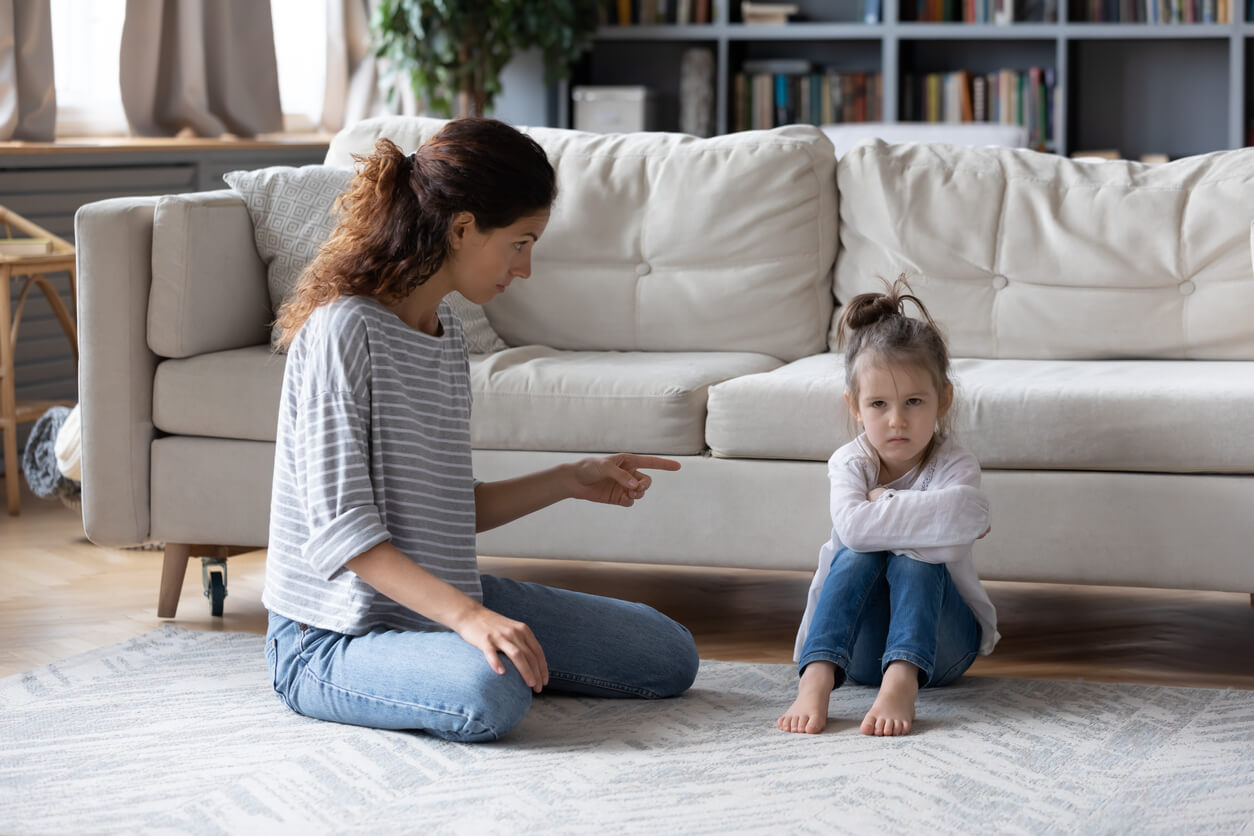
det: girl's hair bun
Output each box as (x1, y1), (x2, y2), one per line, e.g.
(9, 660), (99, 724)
(836, 274), (933, 347)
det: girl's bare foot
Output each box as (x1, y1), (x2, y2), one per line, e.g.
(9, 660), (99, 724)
(778, 661), (837, 734)
(861, 660), (919, 736)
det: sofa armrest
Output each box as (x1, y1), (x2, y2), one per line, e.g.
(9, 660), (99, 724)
(75, 197), (160, 547)
(149, 190), (270, 358)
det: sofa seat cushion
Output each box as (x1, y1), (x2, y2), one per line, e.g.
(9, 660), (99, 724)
(153, 345), (286, 441)
(707, 355), (1254, 473)
(470, 347), (782, 455)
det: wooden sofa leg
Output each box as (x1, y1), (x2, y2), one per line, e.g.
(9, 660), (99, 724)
(158, 543), (193, 619)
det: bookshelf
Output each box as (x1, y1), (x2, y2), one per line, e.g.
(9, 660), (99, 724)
(575, 0), (1252, 157)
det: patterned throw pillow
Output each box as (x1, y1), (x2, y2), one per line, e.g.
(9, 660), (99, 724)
(223, 165), (507, 353)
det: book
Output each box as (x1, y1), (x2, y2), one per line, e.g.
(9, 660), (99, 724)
(0, 237), (53, 257)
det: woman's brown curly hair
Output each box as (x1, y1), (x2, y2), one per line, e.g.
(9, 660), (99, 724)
(274, 118), (556, 349)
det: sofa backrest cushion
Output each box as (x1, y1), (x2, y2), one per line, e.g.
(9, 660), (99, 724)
(326, 117), (838, 361)
(149, 190), (271, 358)
(835, 141), (1254, 360)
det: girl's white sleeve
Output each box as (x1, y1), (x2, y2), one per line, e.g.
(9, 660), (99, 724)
(829, 451), (989, 556)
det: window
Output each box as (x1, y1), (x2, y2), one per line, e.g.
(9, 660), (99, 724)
(50, 0), (127, 136)
(49, 0), (325, 137)
(271, 0), (328, 132)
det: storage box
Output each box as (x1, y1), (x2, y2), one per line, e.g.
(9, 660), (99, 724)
(572, 86), (656, 133)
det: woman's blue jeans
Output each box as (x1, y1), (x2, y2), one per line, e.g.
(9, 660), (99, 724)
(798, 547), (982, 688)
(265, 574), (700, 742)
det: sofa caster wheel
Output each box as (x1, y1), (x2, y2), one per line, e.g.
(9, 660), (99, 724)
(201, 557), (228, 617)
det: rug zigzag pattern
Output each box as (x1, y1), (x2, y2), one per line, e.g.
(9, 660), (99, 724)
(2, 626), (1252, 834)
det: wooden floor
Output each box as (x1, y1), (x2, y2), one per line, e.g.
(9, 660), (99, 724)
(3, 485), (1253, 689)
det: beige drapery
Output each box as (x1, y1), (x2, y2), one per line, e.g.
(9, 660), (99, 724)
(119, 0), (282, 137)
(0, 0), (56, 140)
(320, 0), (416, 133)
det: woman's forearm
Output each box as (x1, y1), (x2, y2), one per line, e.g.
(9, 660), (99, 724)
(345, 541), (479, 629)
(473, 465), (575, 532)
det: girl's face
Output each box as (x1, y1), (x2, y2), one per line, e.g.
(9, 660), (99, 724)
(445, 210), (550, 305)
(845, 361), (952, 483)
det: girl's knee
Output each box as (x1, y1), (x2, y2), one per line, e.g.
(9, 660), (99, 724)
(889, 553), (945, 578)
(832, 547), (891, 571)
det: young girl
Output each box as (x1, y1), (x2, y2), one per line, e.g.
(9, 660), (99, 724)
(263, 118), (699, 742)
(778, 278), (997, 737)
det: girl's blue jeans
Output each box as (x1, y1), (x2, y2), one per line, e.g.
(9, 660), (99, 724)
(265, 574), (700, 742)
(798, 547), (982, 688)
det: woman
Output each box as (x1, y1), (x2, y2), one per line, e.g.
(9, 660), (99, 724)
(262, 118), (699, 742)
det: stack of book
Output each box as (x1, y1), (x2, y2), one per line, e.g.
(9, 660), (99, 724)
(741, 1), (799, 22)
(734, 60), (883, 131)
(605, 0), (713, 23)
(0, 237), (53, 257)
(900, 67), (1055, 150)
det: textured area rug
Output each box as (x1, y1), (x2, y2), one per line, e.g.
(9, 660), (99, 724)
(2, 626), (1253, 835)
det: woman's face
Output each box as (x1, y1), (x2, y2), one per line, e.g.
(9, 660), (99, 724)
(446, 210), (550, 305)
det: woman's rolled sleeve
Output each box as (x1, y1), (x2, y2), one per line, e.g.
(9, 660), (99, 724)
(302, 505), (390, 581)
(296, 391), (386, 580)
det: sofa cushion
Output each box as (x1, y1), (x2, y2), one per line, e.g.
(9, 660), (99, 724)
(707, 354), (1254, 472)
(153, 345), (286, 441)
(327, 116), (838, 362)
(836, 141), (1254, 360)
(470, 347), (782, 454)
(149, 190), (271, 358)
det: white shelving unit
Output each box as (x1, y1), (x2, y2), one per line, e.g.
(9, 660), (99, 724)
(575, 0), (1251, 157)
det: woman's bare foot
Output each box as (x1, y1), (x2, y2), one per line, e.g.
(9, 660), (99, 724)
(861, 660), (919, 736)
(778, 661), (837, 734)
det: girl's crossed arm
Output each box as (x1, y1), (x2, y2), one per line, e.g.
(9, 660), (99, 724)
(829, 452), (989, 556)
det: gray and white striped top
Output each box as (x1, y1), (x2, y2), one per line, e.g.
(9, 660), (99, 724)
(262, 295), (482, 635)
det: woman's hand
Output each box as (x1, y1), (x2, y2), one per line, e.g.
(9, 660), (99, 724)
(449, 603), (549, 693)
(570, 453), (681, 506)
(867, 487), (888, 501)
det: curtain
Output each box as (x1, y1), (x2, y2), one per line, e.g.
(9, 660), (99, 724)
(0, 0), (56, 140)
(118, 0), (282, 137)
(320, 0), (416, 134)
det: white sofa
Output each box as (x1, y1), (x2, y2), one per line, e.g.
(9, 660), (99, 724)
(75, 116), (1254, 616)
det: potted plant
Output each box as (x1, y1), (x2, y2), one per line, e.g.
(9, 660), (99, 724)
(371, 0), (601, 119)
